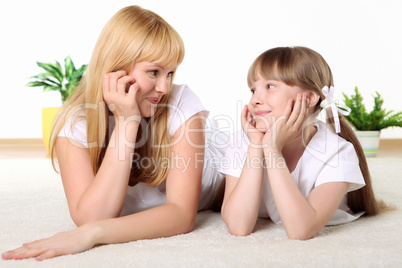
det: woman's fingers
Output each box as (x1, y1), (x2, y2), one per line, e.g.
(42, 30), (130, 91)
(2, 227), (96, 261)
(117, 75), (135, 96)
(102, 70), (140, 117)
(2, 242), (44, 260)
(35, 249), (57, 261)
(127, 82), (139, 98)
(103, 70), (127, 95)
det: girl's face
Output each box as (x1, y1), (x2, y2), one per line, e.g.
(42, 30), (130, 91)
(248, 73), (304, 132)
(128, 61), (176, 117)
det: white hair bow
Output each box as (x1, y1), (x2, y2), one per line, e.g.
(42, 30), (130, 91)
(320, 86), (351, 133)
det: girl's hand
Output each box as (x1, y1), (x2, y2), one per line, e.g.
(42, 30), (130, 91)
(2, 224), (98, 261)
(103, 70), (140, 119)
(264, 93), (308, 151)
(241, 104), (266, 147)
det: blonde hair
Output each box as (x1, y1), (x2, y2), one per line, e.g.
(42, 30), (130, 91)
(247, 46), (386, 216)
(50, 5), (185, 187)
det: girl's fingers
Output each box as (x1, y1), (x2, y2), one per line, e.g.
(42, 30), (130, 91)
(283, 98), (294, 123)
(286, 94), (301, 126)
(294, 93), (308, 127)
(241, 105), (249, 129)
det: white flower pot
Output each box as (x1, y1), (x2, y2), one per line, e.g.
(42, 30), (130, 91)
(355, 130), (381, 157)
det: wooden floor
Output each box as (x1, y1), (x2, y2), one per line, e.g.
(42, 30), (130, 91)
(0, 139), (401, 159)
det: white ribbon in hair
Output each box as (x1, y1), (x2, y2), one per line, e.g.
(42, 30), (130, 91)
(320, 86), (351, 133)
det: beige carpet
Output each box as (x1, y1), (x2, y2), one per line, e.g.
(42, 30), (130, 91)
(0, 158), (401, 267)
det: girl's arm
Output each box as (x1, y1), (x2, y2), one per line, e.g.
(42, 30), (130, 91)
(264, 149), (348, 240)
(221, 147), (264, 236)
(221, 105), (266, 236)
(2, 112), (206, 261)
(57, 71), (141, 226)
(265, 93), (348, 240)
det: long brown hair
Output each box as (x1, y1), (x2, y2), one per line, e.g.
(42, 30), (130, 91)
(50, 5), (185, 187)
(247, 46), (386, 216)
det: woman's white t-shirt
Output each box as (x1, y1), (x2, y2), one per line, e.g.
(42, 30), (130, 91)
(218, 120), (366, 225)
(59, 84), (227, 214)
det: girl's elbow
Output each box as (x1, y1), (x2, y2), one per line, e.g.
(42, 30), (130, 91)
(285, 227), (316, 240)
(228, 225), (252, 237)
(222, 214), (253, 236)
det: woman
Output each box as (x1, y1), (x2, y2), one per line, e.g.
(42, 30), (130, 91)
(3, 5), (225, 261)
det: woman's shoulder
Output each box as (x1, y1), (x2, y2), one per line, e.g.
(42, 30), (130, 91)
(58, 109), (88, 148)
(167, 84), (208, 136)
(169, 84), (198, 103)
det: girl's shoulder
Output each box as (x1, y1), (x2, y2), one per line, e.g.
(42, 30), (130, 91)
(306, 120), (358, 163)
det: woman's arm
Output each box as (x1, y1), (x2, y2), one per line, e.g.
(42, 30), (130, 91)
(58, 118), (139, 226)
(2, 112), (206, 261)
(57, 71), (141, 226)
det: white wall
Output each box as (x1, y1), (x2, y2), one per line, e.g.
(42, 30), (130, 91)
(1, 0), (401, 139)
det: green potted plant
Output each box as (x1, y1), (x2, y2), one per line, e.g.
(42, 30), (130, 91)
(343, 87), (402, 157)
(27, 56), (87, 154)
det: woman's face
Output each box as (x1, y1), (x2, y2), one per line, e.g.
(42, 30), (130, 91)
(128, 61), (176, 118)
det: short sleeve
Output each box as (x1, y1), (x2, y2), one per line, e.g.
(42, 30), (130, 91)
(58, 112), (88, 148)
(168, 84), (209, 136)
(218, 130), (249, 178)
(314, 140), (365, 193)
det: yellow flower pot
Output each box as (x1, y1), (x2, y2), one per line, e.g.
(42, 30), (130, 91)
(41, 107), (60, 156)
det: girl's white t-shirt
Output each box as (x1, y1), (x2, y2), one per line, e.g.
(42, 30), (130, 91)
(218, 120), (366, 225)
(59, 84), (227, 213)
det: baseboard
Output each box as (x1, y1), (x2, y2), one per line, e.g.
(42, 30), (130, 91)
(0, 139), (43, 146)
(379, 139), (402, 149)
(0, 138), (401, 147)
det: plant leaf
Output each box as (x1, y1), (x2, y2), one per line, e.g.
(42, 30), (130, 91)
(43, 85), (62, 92)
(64, 56), (75, 80)
(343, 87), (402, 130)
(36, 61), (63, 84)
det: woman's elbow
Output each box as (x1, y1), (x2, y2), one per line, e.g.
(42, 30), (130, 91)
(70, 210), (120, 227)
(175, 209), (197, 235)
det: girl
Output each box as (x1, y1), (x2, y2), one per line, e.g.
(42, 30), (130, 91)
(219, 46), (386, 240)
(3, 5), (224, 261)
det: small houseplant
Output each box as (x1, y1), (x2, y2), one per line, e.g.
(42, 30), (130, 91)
(27, 56), (87, 154)
(343, 87), (402, 157)
(27, 56), (87, 103)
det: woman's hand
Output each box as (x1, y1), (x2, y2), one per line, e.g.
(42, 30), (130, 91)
(103, 70), (140, 119)
(2, 224), (99, 261)
(264, 93), (308, 152)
